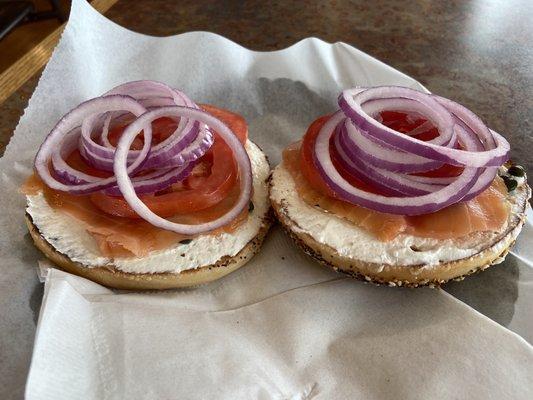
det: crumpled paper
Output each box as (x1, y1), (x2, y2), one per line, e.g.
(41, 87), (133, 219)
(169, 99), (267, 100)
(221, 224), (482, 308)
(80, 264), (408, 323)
(0, 0), (530, 399)
(27, 267), (533, 400)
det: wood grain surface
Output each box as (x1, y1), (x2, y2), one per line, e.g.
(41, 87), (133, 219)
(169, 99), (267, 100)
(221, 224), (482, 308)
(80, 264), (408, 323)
(0, 0), (119, 104)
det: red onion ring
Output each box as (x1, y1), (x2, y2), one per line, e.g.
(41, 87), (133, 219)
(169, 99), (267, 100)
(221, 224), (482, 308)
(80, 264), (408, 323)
(334, 125), (444, 196)
(105, 81), (200, 153)
(52, 129), (99, 184)
(40, 81), (217, 196)
(310, 86), (511, 215)
(114, 106), (252, 235)
(341, 121), (446, 173)
(313, 111), (483, 215)
(80, 81), (205, 169)
(79, 121), (213, 172)
(339, 86), (509, 167)
(35, 81), (254, 237)
(35, 95), (152, 194)
(362, 98), (455, 146)
(335, 120), (493, 200)
(103, 162), (195, 196)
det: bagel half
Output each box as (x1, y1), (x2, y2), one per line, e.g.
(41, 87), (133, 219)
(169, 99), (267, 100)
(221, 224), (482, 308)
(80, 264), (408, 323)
(25, 140), (271, 290)
(270, 161), (530, 288)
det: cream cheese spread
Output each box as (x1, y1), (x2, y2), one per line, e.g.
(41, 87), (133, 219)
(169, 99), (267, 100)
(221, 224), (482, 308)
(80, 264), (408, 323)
(26, 140), (270, 274)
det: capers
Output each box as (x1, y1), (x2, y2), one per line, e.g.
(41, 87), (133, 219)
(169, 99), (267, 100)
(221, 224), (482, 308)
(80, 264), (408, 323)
(179, 239), (193, 245)
(508, 165), (525, 177)
(502, 176), (518, 192)
(248, 201), (254, 212)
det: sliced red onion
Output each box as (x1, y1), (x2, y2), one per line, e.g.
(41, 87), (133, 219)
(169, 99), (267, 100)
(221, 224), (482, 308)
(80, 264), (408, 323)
(80, 111), (198, 163)
(334, 125), (444, 196)
(333, 132), (406, 197)
(361, 98), (454, 146)
(104, 80), (201, 153)
(335, 120), (494, 200)
(150, 126), (214, 169)
(80, 80), (202, 169)
(309, 86), (511, 215)
(35, 95), (152, 194)
(339, 86), (509, 167)
(80, 120), (212, 172)
(78, 140), (118, 172)
(106, 81), (196, 109)
(75, 81), (217, 174)
(35, 81), (252, 238)
(38, 82), (218, 196)
(87, 123), (214, 172)
(51, 129), (100, 185)
(313, 112), (482, 215)
(341, 120), (445, 173)
(432, 94), (496, 148)
(460, 167), (498, 202)
(103, 162), (195, 196)
(114, 106), (252, 235)
(404, 174), (456, 185)
(100, 112), (119, 148)
(342, 120), (458, 173)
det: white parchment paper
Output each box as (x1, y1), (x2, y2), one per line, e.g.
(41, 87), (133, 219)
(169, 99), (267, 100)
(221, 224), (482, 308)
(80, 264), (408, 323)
(0, 0), (531, 399)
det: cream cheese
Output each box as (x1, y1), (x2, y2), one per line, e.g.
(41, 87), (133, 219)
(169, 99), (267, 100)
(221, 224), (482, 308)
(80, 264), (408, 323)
(270, 162), (525, 271)
(26, 140), (270, 274)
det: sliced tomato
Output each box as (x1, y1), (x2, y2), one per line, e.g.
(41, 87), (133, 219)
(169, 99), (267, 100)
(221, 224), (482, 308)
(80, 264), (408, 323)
(90, 105), (247, 218)
(300, 116), (339, 198)
(299, 115), (386, 198)
(200, 104), (247, 144)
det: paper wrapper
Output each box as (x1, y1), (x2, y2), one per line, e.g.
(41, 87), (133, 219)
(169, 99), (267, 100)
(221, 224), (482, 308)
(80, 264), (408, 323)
(0, 0), (531, 398)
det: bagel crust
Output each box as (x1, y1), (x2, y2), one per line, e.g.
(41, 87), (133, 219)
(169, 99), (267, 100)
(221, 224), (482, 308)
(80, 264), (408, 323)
(270, 162), (530, 288)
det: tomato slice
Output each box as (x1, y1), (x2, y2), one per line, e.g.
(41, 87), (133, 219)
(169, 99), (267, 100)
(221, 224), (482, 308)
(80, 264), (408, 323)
(300, 115), (385, 198)
(300, 116), (339, 197)
(90, 105), (248, 218)
(200, 104), (247, 145)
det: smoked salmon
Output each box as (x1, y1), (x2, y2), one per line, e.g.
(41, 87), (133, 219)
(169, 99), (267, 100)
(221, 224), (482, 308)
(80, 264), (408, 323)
(22, 173), (248, 258)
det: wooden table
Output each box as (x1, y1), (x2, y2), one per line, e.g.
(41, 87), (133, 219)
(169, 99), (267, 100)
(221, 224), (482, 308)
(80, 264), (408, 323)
(1, 0), (532, 173)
